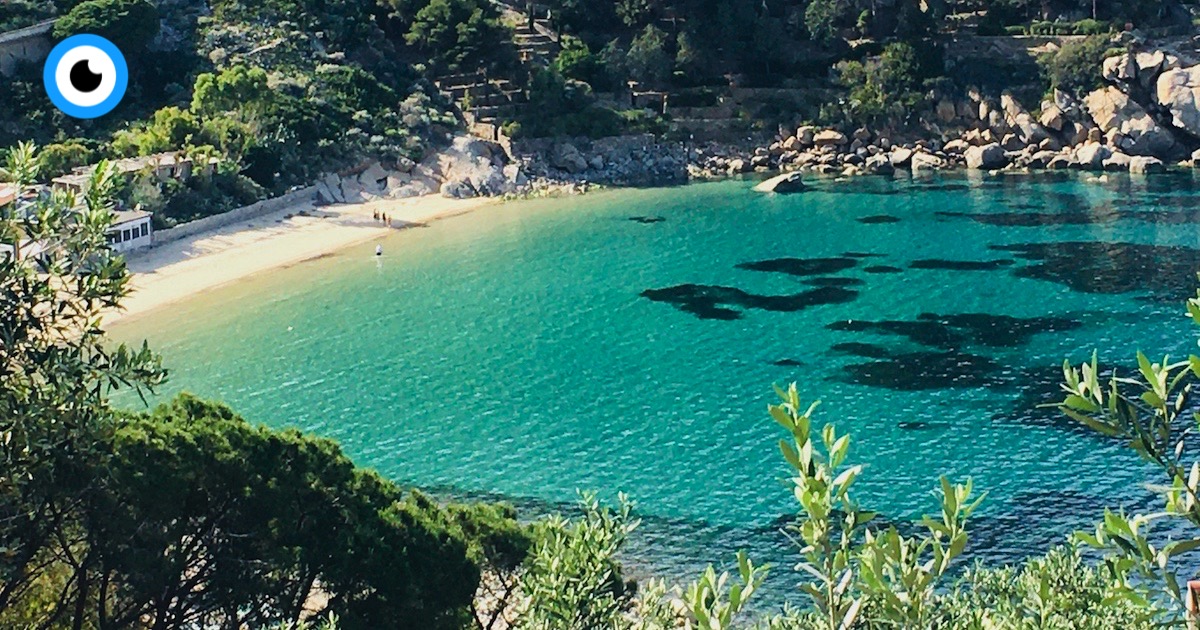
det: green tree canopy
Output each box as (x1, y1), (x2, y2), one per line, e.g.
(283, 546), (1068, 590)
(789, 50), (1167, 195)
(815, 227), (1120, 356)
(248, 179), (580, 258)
(404, 0), (512, 72)
(191, 65), (274, 117)
(52, 0), (159, 51)
(626, 25), (672, 87)
(554, 36), (604, 87)
(85, 393), (490, 629)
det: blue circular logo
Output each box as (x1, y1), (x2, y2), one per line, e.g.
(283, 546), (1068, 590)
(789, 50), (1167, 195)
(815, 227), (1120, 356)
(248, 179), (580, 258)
(43, 34), (128, 119)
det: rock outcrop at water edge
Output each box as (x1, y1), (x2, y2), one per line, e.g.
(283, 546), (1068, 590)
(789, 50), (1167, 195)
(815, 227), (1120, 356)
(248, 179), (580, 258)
(754, 172), (807, 193)
(315, 135), (531, 204)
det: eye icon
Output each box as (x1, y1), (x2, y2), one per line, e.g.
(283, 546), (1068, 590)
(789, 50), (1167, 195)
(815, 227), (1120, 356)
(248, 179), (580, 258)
(43, 35), (128, 119)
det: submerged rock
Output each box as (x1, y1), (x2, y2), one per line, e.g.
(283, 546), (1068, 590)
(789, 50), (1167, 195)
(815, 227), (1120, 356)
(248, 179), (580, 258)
(1129, 155), (1166, 174)
(737, 256), (858, 276)
(753, 172), (807, 193)
(641, 283), (858, 320)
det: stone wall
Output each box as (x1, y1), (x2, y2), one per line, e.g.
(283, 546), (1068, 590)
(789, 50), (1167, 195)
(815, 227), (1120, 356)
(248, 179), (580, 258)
(0, 20), (54, 76)
(151, 186), (317, 246)
(513, 133), (688, 185)
(509, 133), (663, 158)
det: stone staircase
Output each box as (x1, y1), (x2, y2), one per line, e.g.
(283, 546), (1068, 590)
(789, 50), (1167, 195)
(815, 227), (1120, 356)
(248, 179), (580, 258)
(432, 1), (563, 143)
(514, 20), (558, 66)
(433, 71), (529, 144)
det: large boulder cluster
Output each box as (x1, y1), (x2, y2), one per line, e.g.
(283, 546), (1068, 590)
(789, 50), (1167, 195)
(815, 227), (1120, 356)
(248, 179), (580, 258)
(689, 45), (1200, 180)
(315, 135), (528, 204)
(687, 125), (947, 178)
(520, 135), (689, 186)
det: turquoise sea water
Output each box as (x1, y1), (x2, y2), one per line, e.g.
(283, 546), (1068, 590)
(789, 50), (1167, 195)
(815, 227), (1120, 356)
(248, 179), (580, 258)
(111, 172), (1200, 603)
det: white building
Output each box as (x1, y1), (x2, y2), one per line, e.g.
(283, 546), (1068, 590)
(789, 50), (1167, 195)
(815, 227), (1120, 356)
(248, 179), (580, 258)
(107, 210), (153, 253)
(52, 152), (205, 196)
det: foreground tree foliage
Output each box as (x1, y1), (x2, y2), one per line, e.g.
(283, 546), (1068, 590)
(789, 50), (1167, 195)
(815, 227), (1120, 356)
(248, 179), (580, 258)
(0, 143), (165, 627)
(1058, 282), (1200, 617)
(492, 381), (1154, 629)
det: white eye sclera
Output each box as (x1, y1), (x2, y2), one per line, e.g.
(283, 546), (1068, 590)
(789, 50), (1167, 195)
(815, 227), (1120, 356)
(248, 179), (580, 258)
(43, 35), (128, 119)
(55, 45), (117, 108)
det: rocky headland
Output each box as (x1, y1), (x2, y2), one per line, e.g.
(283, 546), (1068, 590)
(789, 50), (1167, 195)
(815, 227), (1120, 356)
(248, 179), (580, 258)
(314, 35), (1200, 206)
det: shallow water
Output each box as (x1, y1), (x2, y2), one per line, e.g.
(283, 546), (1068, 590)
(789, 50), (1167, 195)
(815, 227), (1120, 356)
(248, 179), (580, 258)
(111, 171), (1200, 604)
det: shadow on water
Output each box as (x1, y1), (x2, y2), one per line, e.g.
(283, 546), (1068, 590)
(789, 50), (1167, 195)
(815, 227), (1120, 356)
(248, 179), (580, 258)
(987, 364), (1118, 438)
(830, 341), (893, 359)
(993, 241), (1200, 302)
(863, 265), (903, 274)
(909, 259), (1015, 271)
(736, 256), (860, 276)
(826, 313), (1082, 391)
(827, 312), (1082, 350)
(803, 277), (865, 287)
(939, 205), (1200, 227)
(641, 284), (858, 320)
(857, 215), (902, 224)
(839, 349), (1005, 390)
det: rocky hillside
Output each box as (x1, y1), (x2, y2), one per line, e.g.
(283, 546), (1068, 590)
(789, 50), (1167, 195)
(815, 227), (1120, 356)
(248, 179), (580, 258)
(680, 33), (1200, 180)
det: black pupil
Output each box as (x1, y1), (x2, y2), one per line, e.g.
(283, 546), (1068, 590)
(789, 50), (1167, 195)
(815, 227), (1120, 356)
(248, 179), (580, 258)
(69, 59), (103, 93)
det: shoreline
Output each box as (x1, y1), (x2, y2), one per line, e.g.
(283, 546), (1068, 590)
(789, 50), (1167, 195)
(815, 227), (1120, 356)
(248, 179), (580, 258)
(104, 162), (1169, 329)
(108, 194), (497, 326)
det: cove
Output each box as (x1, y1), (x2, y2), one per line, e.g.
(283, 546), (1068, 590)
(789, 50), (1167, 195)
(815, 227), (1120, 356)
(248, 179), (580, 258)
(110, 172), (1200, 604)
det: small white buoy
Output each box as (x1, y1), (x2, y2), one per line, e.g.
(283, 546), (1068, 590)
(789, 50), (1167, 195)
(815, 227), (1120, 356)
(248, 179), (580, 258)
(375, 245), (383, 256)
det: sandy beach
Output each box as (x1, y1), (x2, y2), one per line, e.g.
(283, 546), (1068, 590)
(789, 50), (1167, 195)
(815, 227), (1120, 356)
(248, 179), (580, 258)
(109, 194), (496, 324)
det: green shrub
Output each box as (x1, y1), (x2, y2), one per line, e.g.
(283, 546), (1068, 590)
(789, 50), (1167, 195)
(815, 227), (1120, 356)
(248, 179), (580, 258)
(835, 41), (923, 126)
(500, 120), (522, 139)
(0, 0), (57, 31)
(1074, 18), (1114, 35)
(158, 167), (264, 224)
(1028, 19), (1115, 36)
(1038, 35), (1113, 96)
(404, 0), (514, 73)
(554, 36), (605, 88)
(626, 25), (672, 88)
(37, 141), (93, 179)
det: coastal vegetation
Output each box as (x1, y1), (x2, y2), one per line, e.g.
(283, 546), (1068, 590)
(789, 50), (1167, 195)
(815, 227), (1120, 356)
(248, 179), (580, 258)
(6, 141), (1200, 627)
(5, 0), (1200, 627)
(3, 0), (1199, 220)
